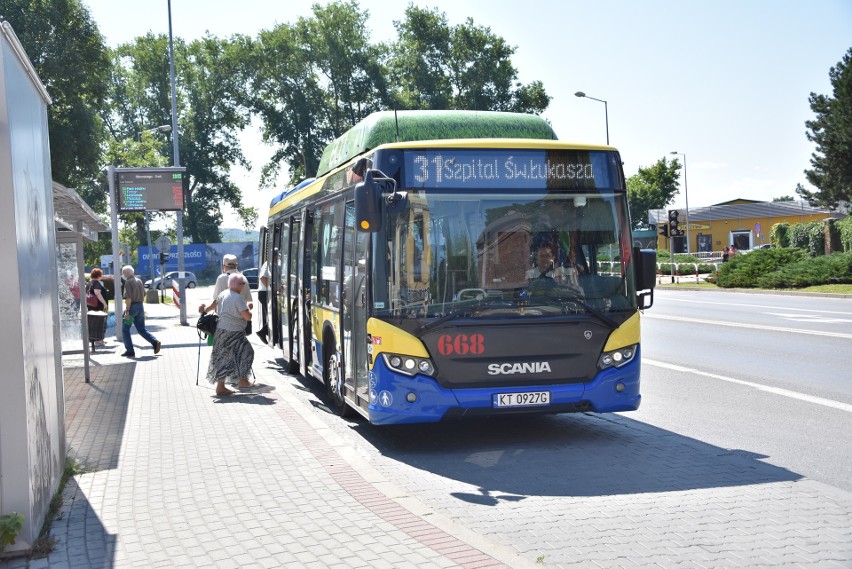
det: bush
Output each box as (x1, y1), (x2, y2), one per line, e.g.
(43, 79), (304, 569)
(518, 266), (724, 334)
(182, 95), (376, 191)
(838, 216), (852, 253)
(0, 512), (24, 554)
(770, 222), (790, 248)
(756, 252), (852, 288)
(789, 221), (825, 256)
(715, 247), (807, 288)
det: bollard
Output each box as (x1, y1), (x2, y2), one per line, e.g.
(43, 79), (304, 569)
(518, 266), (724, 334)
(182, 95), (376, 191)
(172, 283), (180, 308)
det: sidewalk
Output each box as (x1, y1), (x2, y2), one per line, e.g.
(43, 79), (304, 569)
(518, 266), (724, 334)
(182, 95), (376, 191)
(1, 297), (526, 569)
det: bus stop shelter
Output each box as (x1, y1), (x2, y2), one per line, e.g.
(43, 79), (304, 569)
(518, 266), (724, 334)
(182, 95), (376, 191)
(54, 180), (110, 382)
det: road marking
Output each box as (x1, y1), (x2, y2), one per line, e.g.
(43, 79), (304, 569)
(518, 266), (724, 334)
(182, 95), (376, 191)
(645, 359), (852, 414)
(660, 296), (852, 316)
(764, 312), (852, 324)
(644, 313), (852, 339)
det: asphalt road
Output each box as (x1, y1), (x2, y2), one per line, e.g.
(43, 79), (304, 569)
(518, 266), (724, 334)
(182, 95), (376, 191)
(639, 288), (852, 492)
(227, 285), (852, 567)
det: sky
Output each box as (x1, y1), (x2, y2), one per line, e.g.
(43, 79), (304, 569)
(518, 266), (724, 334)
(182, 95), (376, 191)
(81, 0), (852, 230)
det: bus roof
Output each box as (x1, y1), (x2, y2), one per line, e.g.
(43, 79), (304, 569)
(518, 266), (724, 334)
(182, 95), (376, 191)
(316, 110), (558, 177)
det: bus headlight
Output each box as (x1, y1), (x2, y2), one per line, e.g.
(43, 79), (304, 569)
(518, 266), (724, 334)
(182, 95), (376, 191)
(598, 345), (636, 370)
(382, 353), (436, 377)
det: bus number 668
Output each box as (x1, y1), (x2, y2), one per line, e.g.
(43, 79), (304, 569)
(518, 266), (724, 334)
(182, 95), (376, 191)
(437, 333), (485, 356)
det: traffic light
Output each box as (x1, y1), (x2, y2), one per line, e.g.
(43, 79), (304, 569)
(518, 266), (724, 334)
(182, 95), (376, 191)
(659, 224), (669, 238)
(668, 209), (683, 236)
(159, 252), (169, 265)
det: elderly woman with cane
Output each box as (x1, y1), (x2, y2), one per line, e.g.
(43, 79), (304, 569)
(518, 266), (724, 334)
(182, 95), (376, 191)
(201, 273), (254, 396)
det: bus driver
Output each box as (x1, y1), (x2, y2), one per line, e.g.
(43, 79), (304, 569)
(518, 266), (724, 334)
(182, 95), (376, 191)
(527, 242), (583, 293)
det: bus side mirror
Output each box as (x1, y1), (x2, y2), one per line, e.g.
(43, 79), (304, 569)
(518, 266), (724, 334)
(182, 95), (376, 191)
(355, 170), (383, 232)
(634, 247), (656, 309)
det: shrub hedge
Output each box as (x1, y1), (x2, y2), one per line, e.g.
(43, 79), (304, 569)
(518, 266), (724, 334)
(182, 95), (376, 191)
(715, 248), (808, 288)
(756, 252), (852, 289)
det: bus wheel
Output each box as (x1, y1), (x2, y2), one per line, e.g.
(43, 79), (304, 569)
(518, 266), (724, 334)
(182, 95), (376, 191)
(325, 345), (352, 417)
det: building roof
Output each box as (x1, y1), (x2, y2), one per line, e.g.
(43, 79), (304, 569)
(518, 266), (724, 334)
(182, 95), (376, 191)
(649, 199), (843, 225)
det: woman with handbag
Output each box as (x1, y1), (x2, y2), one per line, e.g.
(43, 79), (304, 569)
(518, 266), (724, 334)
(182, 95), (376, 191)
(86, 268), (109, 346)
(201, 273), (255, 396)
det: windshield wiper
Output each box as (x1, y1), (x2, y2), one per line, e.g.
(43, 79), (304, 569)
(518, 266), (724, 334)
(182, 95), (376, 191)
(416, 298), (509, 336)
(528, 294), (620, 329)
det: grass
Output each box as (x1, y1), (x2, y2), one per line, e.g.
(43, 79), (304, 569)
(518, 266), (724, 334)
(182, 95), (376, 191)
(657, 280), (852, 294)
(29, 458), (89, 559)
(798, 283), (852, 294)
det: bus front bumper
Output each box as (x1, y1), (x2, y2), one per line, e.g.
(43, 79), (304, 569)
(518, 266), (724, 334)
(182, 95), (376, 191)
(367, 349), (642, 425)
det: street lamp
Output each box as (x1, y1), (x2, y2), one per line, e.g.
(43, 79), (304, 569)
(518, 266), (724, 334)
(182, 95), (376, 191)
(670, 151), (690, 254)
(137, 124), (172, 141)
(575, 91), (609, 145)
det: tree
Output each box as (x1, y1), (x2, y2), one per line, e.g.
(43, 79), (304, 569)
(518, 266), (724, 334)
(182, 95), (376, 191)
(388, 6), (550, 113)
(627, 158), (682, 230)
(798, 48), (852, 208)
(248, 1), (389, 183)
(0, 0), (110, 190)
(104, 33), (255, 243)
(772, 196), (795, 202)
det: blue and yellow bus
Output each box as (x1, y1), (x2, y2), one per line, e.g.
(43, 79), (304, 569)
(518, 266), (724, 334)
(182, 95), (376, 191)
(261, 110), (656, 425)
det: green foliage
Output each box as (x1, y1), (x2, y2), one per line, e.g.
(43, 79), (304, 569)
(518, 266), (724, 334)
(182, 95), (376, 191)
(756, 252), (852, 289)
(837, 216), (852, 252)
(798, 47), (852, 208)
(106, 33), (254, 243)
(388, 5), (550, 114)
(715, 248), (808, 288)
(0, 512), (24, 553)
(654, 252), (715, 275)
(247, 2), (386, 183)
(788, 221), (825, 256)
(626, 157), (682, 230)
(770, 222), (791, 248)
(0, 0), (111, 190)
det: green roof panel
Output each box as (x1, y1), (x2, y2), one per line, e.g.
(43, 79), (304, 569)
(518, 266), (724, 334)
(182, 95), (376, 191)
(316, 110), (557, 176)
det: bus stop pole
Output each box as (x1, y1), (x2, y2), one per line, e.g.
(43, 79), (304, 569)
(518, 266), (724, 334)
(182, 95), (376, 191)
(108, 165), (123, 342)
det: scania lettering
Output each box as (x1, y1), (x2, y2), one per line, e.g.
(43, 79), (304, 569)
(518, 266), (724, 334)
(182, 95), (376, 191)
(488, 362), (552, 375)
(260, 110), (656, 425)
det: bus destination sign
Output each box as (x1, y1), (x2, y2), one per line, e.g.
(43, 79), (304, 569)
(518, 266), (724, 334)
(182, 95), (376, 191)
(404, 149), (619, 190)
(117, 168), (186, 212)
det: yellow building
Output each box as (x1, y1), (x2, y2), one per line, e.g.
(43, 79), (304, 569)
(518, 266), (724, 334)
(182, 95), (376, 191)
(650, 198), (844, 254)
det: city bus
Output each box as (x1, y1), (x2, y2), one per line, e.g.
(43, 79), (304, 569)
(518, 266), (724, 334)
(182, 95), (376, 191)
(260, 110), (656, 425)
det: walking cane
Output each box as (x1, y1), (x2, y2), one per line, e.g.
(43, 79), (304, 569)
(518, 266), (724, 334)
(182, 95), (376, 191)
(196, 332), (202, 386)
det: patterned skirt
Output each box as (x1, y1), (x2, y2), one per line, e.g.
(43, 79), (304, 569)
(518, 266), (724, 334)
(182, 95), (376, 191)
(206, 329), (254, 385)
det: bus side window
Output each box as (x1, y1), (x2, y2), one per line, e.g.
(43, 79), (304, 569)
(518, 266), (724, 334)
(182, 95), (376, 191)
(317, 201), (343, 308)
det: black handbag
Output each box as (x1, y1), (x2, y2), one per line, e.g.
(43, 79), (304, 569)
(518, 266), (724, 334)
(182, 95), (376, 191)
(244, 319), (252, 336)
(196, 313), (219, 338)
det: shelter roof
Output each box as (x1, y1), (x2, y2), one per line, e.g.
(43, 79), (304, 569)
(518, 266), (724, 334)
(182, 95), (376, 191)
(53, 181), (109, 242)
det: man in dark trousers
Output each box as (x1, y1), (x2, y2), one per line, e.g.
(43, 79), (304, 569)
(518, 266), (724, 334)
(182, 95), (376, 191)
(121, 265), (161, 358)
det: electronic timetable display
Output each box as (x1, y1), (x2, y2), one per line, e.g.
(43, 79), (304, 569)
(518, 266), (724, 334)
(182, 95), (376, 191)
(117, 168), (186, 212)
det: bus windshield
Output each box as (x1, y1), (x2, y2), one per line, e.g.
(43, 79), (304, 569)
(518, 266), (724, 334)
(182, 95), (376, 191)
(375, 188), (637, 322)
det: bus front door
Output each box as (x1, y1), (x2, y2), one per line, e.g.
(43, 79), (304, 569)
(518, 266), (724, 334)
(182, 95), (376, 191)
(286, 216), (302, 373)
(343, 202), (371, 409)
(295, 211), (313, 377)
(273, 221), (287, 354)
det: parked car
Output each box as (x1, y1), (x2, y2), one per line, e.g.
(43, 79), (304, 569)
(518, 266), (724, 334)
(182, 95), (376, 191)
(242, 267), (259, 289)
(144, 271), (197, 290)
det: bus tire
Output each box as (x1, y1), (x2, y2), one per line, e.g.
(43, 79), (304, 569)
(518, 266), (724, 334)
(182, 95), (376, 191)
(324, 342), (352, 417)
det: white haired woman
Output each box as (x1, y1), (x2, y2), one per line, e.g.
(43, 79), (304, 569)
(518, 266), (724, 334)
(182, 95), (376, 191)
(202, 272), (254, 396)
